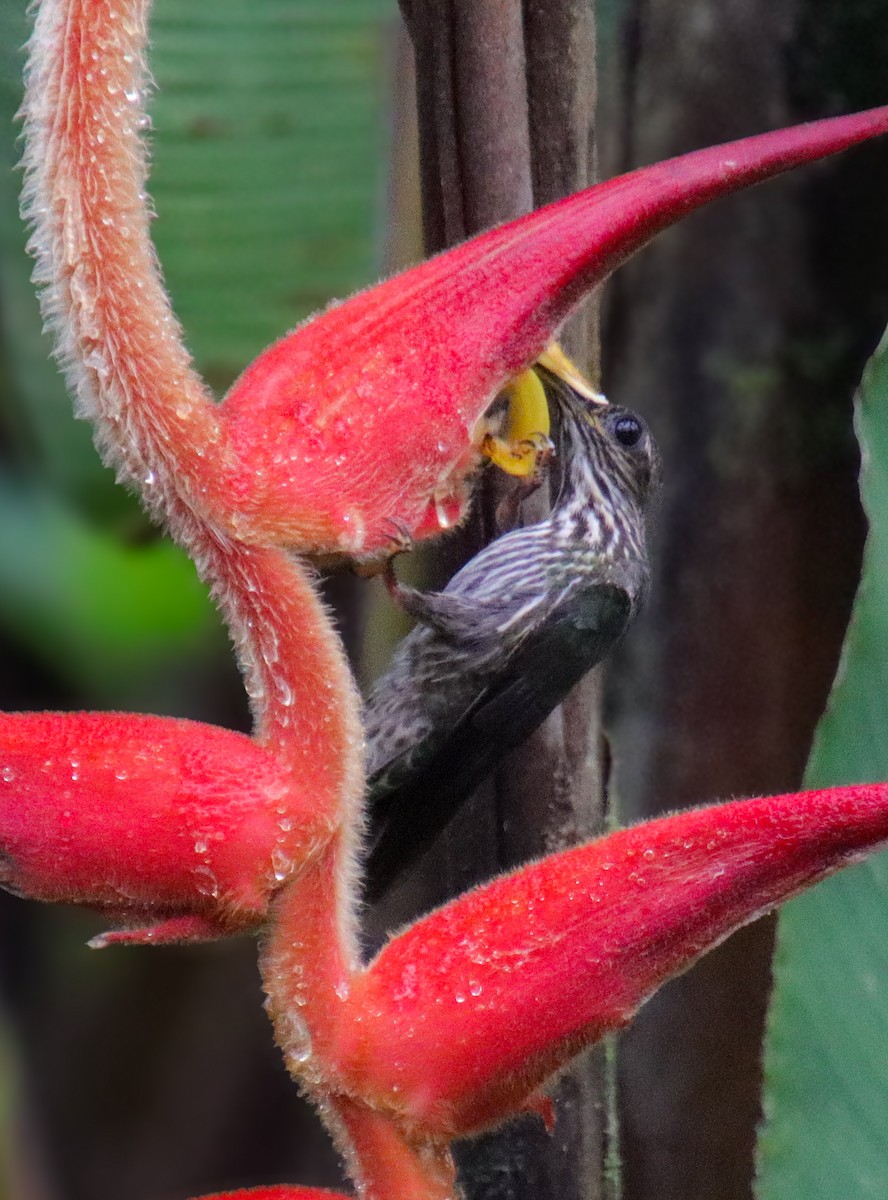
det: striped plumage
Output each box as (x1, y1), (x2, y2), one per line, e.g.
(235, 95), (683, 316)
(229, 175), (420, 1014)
(362, 371), (660, 900)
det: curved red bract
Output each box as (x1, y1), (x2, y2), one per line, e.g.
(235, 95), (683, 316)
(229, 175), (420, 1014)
(0, 712), (323, 943)
(340, 783), (888, 1136)
(218, 107), (888, 557)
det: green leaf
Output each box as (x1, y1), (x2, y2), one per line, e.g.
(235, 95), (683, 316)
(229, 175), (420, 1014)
(756, 326), (888, 1198)
(149, 0), (396, 384)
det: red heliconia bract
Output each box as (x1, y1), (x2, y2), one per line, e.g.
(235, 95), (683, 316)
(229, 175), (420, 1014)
(0, 711), (320, 944)
(339, 784), (888, 1138)
(13, 0), (888, 1197)
(218, 105), (888, 558)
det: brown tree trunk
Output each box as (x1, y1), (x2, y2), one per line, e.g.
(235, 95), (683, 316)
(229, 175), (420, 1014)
(391, 4), (613, 1198)
(599, 2), (888, 1198)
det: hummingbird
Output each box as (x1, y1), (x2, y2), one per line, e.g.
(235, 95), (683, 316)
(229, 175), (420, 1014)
(361, 367), (660, 901)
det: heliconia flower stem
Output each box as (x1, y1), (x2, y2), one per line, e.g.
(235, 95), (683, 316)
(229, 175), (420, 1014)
(337, 783), (888, 1138)
(331, 1096), (457, 1200)
(21, 0), (225, 543)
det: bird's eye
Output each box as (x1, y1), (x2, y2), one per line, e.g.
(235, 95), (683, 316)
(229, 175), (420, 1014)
(612, 415), (644, 447)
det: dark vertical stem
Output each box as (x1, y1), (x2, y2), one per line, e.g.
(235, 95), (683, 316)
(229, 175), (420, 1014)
(397, 4), (609, 1197)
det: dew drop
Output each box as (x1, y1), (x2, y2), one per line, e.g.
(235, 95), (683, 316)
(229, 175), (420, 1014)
(271, 846), (293, 882)
(193, 864), (219, 898)
(1, 767), (14, 784)
(434, 496), (452, 529)
(280, 1012), (313, 1066)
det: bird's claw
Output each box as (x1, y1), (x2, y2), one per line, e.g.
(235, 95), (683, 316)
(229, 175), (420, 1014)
(351, 518), (415, 579)
(383, 517), (414, 557)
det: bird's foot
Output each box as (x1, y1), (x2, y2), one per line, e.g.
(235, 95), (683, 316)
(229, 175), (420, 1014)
(352, 518), (414, 579)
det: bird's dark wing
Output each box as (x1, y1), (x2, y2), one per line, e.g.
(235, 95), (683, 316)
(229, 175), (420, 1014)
(363, 582), (631, 901)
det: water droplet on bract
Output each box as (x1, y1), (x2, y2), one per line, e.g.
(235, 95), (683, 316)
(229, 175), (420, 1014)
(434, 496), (452, 529)
(1, 767), (14, 784)
(280, 1012), (313, 1067)
(334, 979), (349, 1001)
(469, 981), (482, 997)
(114, 769), (128, 781)
(193, 865), (219, 898)
(271, 846), (293, 882)
(454, 992), (466, 1004)
(143, 470), (156, 486)
(124, 87), (140, 103)
(194, 839), (208, 855)
(642, 848), (655, 860)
